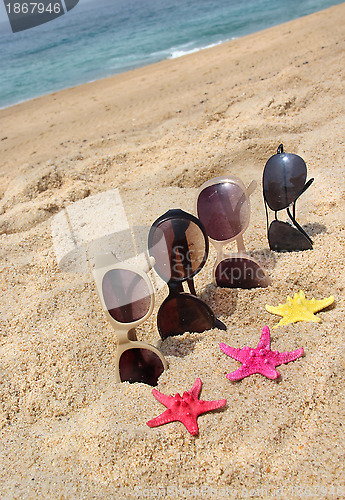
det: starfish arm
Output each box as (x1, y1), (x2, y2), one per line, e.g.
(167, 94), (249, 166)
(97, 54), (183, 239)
(265, 304), (288, 317)
(308, 296), (334, 314)
(228, 362), (280, 380)
(293, 309), (321, 323)
(226, 365), (257, 381)
(275, 347), (304, 365)
(257, 326), (271, 349)
(152, 388), (172, 408)
(273, 314), (299, 328)
(179, 415), (199, 436)
(198, 398), (227, 413)
(147, 409), (178, 428)
(219, 343), (244, 362)
(273, 309), (320, 327)
(189, 378), (202, 399)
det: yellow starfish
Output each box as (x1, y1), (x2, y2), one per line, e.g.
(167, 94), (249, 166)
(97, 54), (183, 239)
(266, 290), (334, 328)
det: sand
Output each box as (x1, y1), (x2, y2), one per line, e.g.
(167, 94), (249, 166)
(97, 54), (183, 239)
(1, 3), (345, 499)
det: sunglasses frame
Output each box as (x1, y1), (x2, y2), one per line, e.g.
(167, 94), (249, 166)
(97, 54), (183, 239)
(263, 144), (314, 252)
(93, 252), (168, 384)
(196, 175), (271, 288)
(148, 209), (226, 337)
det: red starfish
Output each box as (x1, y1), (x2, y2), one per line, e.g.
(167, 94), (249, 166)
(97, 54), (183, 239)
(146, 378), (226, 436)
(220, 326), (304, 381)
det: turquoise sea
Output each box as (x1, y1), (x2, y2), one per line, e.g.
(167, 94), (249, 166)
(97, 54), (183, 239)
(0, 0), (343, 109)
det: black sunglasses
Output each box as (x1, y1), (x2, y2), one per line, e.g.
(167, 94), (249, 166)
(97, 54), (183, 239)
(148, 209), (226, 339)
(263, 144), (314, 252)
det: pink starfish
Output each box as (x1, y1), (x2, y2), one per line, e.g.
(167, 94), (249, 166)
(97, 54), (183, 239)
(146, 378), (226, 436)
(219, 326), (304, 381)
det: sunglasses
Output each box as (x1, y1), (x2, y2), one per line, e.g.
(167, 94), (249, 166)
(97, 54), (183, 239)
(263, 144), (314, 252)
(148, 209), (226, 339)
(93, 252), (168, 386)
(196, 176), (270, 289)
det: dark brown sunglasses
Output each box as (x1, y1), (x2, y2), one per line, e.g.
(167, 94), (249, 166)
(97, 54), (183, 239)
(196, 176), (270, 289)
(148, 209), (226, 339)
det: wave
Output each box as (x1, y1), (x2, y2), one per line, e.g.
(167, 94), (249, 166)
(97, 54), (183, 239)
(107, 38), (236, 76)
(168, 39), (235, 59)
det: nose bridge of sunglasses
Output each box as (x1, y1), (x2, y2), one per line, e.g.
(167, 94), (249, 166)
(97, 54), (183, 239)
(117, 329), (136, 345)
(212, 239), (225, 257)
(213, 236), (250, 274)
(235, 234), (247, 253)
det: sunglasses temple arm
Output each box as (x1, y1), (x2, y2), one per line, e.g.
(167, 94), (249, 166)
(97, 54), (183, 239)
(292, 177), (314, 217)
(264, 199), (270, 237)
(286, 207), (313, 244)
(300, 177), (314, 196)
(247, 180), (257, 196)
(286, 178), (314, 244)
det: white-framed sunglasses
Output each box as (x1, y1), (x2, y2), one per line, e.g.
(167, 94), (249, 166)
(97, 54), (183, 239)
(93, 252), (168, 386)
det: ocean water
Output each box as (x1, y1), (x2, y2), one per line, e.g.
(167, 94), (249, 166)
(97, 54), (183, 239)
(0, 0), (343, 109)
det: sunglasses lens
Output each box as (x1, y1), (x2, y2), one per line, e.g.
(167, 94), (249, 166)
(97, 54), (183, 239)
(149, 218), (206, 281)
(119, 348), (165, 386)
(197, 182), (250, 241)
(157, 294), (218, 339)
(215, 257), (269, 288)
(268, 220), (313, 252)
(263, 152), (307, 211)
(102, 269), (151, 323)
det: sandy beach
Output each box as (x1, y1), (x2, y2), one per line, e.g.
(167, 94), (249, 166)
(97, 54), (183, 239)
(1, 3), (345, 498)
